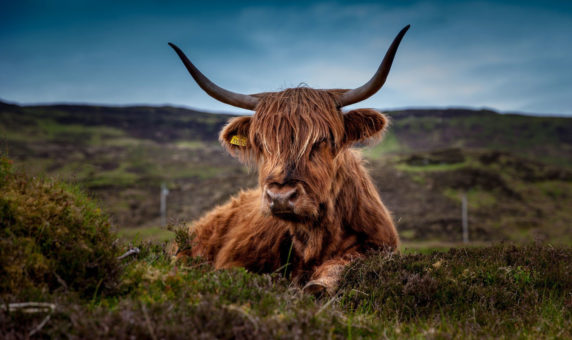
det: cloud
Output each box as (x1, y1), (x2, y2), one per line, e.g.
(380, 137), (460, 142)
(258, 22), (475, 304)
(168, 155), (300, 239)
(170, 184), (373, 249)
(1, 0), (571, 115)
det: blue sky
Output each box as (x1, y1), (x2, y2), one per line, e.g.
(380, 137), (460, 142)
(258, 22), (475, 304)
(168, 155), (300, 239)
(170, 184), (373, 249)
(1, 0), (571, 115)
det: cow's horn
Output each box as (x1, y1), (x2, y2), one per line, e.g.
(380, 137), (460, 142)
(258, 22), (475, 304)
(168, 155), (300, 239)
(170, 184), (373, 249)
(168, 43), (259, 110)
(338, 25), (410, 107)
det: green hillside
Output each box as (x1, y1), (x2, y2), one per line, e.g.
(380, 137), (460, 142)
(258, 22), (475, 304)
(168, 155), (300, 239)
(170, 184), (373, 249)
(368, 109), (572, 167)
(1, 101), (571, 338)
(0, 162), (569, 338)
(1, 101), (571, 245)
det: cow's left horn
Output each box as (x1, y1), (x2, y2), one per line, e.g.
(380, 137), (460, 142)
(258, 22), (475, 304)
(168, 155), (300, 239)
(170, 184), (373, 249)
(168, 43), (259, 110)
(338, 25), (410, 107)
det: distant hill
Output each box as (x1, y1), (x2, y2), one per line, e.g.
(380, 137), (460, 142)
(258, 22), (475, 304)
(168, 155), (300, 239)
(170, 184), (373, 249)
(369, 108), (572, 168)
(3, 101), (570, 165)
(1, 101), (571, 245)
(0, 101), (232, 143)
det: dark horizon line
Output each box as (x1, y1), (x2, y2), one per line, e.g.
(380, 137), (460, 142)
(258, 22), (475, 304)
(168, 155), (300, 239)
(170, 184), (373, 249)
(1, 97), (569, 118)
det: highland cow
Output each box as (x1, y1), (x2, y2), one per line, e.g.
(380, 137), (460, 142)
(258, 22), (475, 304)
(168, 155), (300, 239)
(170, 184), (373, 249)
(169, 25), (409, 294)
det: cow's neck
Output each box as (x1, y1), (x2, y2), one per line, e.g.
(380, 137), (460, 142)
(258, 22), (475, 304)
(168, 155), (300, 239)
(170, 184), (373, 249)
(332, 149), (379, 219)
(334, 149), (396, 249)
(288, 210), (339, 265)
(287, 149), (376, 265)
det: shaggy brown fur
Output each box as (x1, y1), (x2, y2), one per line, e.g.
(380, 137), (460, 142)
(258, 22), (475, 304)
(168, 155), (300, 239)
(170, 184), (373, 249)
(178, 87), (398, 294)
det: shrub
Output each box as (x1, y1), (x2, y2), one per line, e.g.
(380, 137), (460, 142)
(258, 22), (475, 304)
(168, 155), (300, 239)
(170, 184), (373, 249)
(0, 155), (121, 299)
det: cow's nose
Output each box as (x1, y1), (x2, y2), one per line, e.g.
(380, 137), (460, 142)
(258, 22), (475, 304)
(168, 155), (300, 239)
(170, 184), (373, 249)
(265, 186), (298, 213)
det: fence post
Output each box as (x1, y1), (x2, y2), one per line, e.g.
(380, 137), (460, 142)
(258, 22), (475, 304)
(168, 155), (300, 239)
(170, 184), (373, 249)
(462, 192), (469, 243)
(160, 183), (169, 226)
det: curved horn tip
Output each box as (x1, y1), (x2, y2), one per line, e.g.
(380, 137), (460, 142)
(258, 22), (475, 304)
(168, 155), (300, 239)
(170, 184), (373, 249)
(338, 25), (411, 107)
(168, 42), (259, 110)
(168, 42), (181, 51)
(399, 25), (411, 36)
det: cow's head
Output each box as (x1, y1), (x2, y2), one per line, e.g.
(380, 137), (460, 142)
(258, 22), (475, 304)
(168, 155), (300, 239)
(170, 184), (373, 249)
(169, 25), (409, 222)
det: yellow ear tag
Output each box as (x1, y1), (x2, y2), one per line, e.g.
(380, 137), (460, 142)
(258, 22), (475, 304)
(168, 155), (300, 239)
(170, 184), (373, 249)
(230, 135), (248, 147)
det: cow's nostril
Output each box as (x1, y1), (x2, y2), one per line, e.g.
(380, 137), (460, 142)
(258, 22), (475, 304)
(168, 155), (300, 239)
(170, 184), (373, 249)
(287, 189), (298, 203)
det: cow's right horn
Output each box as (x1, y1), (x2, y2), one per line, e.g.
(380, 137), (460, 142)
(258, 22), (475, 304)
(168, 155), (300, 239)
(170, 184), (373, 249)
(169, 43), (259, 110)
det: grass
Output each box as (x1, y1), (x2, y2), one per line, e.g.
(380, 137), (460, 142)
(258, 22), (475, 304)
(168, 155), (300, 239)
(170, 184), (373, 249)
(85, 163), (141, 188)
(388, 111), (572, 168)
(362, 131), (405, 159)
(119, 225), (174, 243)
(1, 158), (571, 338)
(2, 103), (572, 337)
(175, 140), (206, 150)
(3, 103), (571, 237)
(115, 227), (491, 254)
(385, 149), (572, 244)
(536, 180), (572, 200)
(396, 160), (469, 172)
(2, 241), (570, 339)
(443, 188), (497, 209)
(160, 164), (227, 180)
(1, 117), (126, 146)
(40, 121), (125, 146)
(400, 240), (492, 253)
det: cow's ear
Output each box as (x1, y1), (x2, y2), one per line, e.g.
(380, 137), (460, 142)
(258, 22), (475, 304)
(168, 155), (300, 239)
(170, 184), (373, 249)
(343, 108), (388, 146)
(219, 116), (252, 161)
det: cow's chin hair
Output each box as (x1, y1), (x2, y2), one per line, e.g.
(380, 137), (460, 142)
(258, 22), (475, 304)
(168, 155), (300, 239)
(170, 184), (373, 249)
(261, 195), (320, 223)
(270, 211), (306, 223)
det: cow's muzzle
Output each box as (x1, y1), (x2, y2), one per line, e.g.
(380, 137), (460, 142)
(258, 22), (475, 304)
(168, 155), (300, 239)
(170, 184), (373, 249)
(264, 184), (299, 217)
